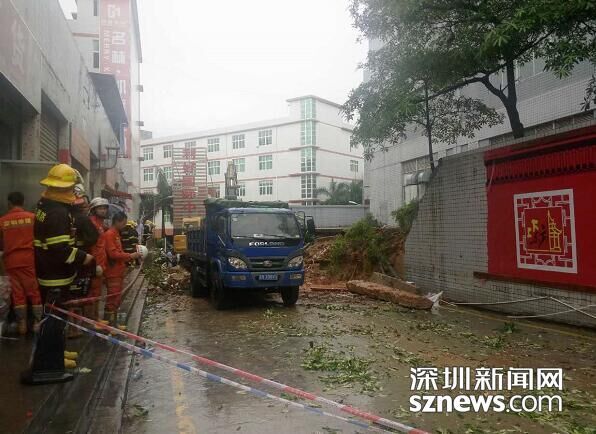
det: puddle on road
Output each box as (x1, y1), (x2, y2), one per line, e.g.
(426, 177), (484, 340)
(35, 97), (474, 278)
(123, 289), (596, 434)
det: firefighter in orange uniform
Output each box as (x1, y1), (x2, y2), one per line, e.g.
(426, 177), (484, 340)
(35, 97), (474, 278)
(0, 192), (42, 335)
(21, 164), (94, 385)
(104, 212), (141, 328)
(88, 197), (110, 320)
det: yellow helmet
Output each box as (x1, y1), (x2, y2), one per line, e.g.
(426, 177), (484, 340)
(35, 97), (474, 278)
(127, 220), (137, 228)
(40, 164), (78, 188)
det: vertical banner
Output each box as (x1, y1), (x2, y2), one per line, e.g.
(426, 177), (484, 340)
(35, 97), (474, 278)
(172, 146), (208, 229)
(100, 0), (131, 157)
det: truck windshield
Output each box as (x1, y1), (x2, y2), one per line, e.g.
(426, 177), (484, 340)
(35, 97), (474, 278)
(230, 213), (301, 239)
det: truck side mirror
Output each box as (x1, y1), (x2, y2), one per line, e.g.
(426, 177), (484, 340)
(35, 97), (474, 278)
(306, 217), (316, 236)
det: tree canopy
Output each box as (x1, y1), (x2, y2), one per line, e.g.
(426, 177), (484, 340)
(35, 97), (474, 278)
(345, 0), (596, 155)
(316, 180), (364, 205)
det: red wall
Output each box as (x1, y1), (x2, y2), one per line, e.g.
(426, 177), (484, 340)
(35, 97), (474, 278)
(485, 127), (596, 291)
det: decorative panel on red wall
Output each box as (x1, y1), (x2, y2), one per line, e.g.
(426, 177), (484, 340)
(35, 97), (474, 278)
(484, 126), (596, 291)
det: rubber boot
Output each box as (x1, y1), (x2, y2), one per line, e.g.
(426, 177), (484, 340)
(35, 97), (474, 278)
(64, 350), (78, 360)
(103, 311), (116, 335)
(31, 305), (43, 333)
(117, 312), (127, 331)
(21, 308), (74, 385)
(14, 306), (28, 336)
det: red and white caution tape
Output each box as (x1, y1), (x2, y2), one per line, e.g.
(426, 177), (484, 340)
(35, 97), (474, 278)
(49, 305), (428, 434)
(50, 314), (387, 432)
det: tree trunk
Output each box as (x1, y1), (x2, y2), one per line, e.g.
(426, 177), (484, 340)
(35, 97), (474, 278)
(424, 85), (435, 171)
(504, 61), (524, 138)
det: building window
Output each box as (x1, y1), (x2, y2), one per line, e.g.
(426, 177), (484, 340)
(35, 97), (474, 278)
(258, 129), (272, 146)
(207, 138), (220, 152)
(301, 147), (316, 172)
(93, 0), (99, 17)
(184, 141), (196, 148)
(92, 39), (100, 69)
(143, 147), (153, 161)
(232, 134), (245, 150)
(163, 166), (173, 181)
(208, 161), (220, 176)
(163, 145), (172, 158)
(259, 155), (273, 171)
(459, 144), (469, 153)
(238, 183), (246, 197)
(301, 174), (317, 199)
(233, 158), (245, 173)
(350, 160), (359, 173)
(143, 168), (154, 182)
(301, 98), (316, 120)
(163, 209), (172, 223)
(446, 147), (455, 156)
(259, 180), (273, 196)
(301, 121), (316, 145)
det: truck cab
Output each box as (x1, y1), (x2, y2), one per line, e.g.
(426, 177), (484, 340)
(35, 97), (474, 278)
(186, 199), (305, 309)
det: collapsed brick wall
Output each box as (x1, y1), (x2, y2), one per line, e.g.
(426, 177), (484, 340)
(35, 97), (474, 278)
(404, 149), (596, 328)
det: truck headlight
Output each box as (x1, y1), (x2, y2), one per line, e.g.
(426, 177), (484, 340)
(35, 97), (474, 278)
(288, 256), (303, 268)
(228, 257), (247, 270)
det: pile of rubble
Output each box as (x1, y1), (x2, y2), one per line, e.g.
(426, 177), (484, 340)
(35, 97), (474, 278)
(144, 264), (190, 293)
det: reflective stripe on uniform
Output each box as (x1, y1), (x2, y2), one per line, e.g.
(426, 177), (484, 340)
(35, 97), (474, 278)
(34, 236), (75, 249)
(65, 248), (78, 264)
(46, 235), (73, 245)
(37, 274), (76, 287)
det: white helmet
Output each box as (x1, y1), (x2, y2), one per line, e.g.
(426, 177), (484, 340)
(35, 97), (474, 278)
(89, 197), (109, 209)
(136, 245), (149, 259)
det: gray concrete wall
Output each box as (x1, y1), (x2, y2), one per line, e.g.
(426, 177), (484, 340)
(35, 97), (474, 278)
(404, 126), (596, 328)
(289, 205), (369, 228)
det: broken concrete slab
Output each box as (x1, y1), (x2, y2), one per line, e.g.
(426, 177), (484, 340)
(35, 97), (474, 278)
(346, 280), (433, 310)
(370, 272), (423, 296)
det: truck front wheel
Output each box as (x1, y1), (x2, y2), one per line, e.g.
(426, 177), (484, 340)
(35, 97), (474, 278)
(281, 286), (299, 307)
(210, 271), (229, 310)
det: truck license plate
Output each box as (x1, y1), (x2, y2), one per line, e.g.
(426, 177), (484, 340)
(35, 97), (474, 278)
(258, 274), (278, 281)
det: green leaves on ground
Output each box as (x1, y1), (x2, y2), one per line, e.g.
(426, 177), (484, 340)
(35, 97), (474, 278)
(302, 343), (379, 392)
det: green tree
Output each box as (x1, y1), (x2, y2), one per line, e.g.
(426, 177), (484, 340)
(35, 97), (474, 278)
(345, 0), (596, 147)
(316, 179), (363, 204)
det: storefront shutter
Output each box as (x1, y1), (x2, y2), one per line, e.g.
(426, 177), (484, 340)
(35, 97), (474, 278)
(40, 111), (59, 161)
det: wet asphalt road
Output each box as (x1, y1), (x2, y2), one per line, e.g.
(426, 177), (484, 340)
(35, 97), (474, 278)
(122, 288), (596, 434)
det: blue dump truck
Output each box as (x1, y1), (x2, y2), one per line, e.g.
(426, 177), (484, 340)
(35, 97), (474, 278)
(185, 199), (311, 309)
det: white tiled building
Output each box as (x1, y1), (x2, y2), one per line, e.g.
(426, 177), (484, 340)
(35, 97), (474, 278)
(140, 96), (362, 230)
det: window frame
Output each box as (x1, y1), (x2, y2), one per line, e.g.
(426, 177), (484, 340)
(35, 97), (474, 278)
(258, 129), (272, 146)
(233, 157), (246, 173)
(143, 168), (154, 182)
(92, 39), (100, 68)
(259, 180), (273, 196)
(163, 145), (172, 159)
(350, 159), (359, 173)
(300, 120), (316, 145)
(258, 155), (273, 171)
(143, 147), (153, 161)
(301, 147), (316, 172)
(237, 183), (246, 197)
(232, 134), (245, 150)
(208, 161), (220, 176)
(207, 137), (220, 153)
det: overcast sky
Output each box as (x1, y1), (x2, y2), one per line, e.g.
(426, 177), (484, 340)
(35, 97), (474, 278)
(60, 0), (367, 138)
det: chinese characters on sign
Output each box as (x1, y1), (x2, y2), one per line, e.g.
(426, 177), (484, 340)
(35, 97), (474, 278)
(410, 367), (564, 392)
(514, 189), (577, 273)
(100, 0), (131, 157)
(172, 146), (208, 228)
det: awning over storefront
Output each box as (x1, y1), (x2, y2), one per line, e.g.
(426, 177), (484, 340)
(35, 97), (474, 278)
(89, 72), (128, 137)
